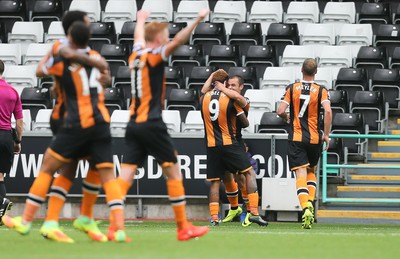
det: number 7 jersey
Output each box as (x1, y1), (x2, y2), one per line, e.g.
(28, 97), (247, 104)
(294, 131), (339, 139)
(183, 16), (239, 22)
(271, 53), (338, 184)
(201, 90), (245, 147)
(281, 81), (330, 144)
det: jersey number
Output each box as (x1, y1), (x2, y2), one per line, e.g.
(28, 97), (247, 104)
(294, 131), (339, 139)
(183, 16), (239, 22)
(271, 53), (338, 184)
(79, 68), (102, 96)
(209, 99), (220, 121)
(298, 94), (310, 118)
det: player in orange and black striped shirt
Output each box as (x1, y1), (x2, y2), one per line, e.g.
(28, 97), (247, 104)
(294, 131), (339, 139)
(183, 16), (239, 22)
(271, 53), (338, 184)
(277, 58), (332, 229)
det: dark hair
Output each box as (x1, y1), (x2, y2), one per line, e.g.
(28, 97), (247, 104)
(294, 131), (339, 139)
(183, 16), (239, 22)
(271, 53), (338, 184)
(62, 10), (88, 34)
(69, 21), (91, 48)
(229, 75), (244, 86)
(0, 59), (4, 75)
(302, 58), (318, 77)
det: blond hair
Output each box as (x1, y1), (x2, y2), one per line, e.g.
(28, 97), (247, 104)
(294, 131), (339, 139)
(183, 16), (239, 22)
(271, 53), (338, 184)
(145, 22), (168, 42)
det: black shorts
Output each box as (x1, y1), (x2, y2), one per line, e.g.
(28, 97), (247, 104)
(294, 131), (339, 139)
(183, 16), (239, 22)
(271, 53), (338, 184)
(206, 143), (252, 181)
(49, 124), (113, 169)
(0, 130), (14, 174)
(123, 119), (177, 168)
(50, 117), (63, 135)
(288, 141), (322, 171)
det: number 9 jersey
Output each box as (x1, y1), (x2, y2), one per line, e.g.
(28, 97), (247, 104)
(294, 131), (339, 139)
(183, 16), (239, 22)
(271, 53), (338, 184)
(281, 81), (330, 144)
(201, 90), (245, 147)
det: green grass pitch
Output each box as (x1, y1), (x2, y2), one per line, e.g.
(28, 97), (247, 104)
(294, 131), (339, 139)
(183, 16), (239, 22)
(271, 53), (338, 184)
(1, 220), (399, 259)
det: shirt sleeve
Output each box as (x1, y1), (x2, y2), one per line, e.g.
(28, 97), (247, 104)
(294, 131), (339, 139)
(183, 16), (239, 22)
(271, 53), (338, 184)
(43, 56), (64, 77)
(281, 87), (291, 105)
(243, 97), (250, 112)
(321, 87), (330, 104)
(148, 45), (168, 67)
(234, 102), (245, 116)
(13, 93), (23, 120)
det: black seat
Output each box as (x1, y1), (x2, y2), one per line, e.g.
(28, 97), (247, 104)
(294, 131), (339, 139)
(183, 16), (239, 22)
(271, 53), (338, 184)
(358, 2), (391, 34)
(170, 44), (203, 78)
(31, 0), (63, 32)
(389, 47), (400, 69)
(332, 113), (365, 154)
(192, 22), (226, 56)
(89, 22), (117, 52)
(0, 0), (28, 40)
(207, 45), (240, 72)
(327, 138), (343, 165)
(166, 89), (198, 121)
(257, 112), (288, 133)
(228, 22), (262, 56)
(104, 87), (125, 115)
(335, 68), (368, 103)
(328, 90), (349, 118)
(371, 68), (400, 109)
(265, 23), (299, 58)
(0, 22), (6, 43)
(164, 66), (185, 100)
(374, 24), (400, 57)
(351, 91), (385, 133)
(394, 4), (400, 24)
(168, 22), (186, 39)
(244, 45), (277, 83)
(228, 66), (257, 92)
(21, 87), (52, 120)
(118, 21), (135, 52)
(187, 66), (216, 94)
(100, 44), (129, 77)
(113, 66), (131, 106)
(354, 46), (387, 77)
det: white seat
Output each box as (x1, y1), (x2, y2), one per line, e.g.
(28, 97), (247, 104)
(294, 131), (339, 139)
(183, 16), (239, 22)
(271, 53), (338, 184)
(162, 110), (181, 133)
(247, 109), (266, 133)
(8, 22), (44, 55)
(24, 43), (52, 65)
(314, 67), (333, 89)
(244, 89), (275, 112)
(211, 0), (246, 33)
(69, 0), (101, 22)
(320, 2), (356, 24)
(110, 110), (130, 131)
(284, 1), (319, 24)
(102, 0), (137, 33)
(3, 65), (37, 95)
(11, 109), (32, 131)
(281, 45), (315, 67)
(174, 0), (210, 23)
(32, 109), (52, 131)
(45, 21), (64, 43)
(337, 24), (373, 46)
(319, 46), (352, 68)
(0, 43), (21, 65)
(142, 0), (173, 22)
(181, 110), (204, 133)
(248, 1), (283, 31)
(301, 24), (335, 45)
(260, 67), (295, 89)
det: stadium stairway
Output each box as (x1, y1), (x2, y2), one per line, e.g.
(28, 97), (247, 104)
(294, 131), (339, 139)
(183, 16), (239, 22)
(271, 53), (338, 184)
(317, 118), (400, 224)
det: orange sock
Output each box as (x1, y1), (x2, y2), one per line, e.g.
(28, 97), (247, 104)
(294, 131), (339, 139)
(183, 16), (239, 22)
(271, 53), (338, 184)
(45, 175), (73, 222)
(307, 172), (317, 202)
(296, 177), (309, 209)
(240, 185), (249, 211)
(224, 179), (239, 209)
(209, 202), (219, 221)
(103, 179), (124, 231)
(247, 192), (259, 215)
(116, 177), (132, 197)
(81, 169), (101, 219)
(23, 172), (53, 223)
(166, 179), (188, 230)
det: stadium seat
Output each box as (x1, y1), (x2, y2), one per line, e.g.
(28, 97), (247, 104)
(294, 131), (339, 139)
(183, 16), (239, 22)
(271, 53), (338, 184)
(162, 110), (181, 133)
(142, 0), (173, 22)
(228, 66), (257, 91)
(331, 112), (365, 155)
(113, 65), (131, 107)
(335, 68), (368, 103)
(187, 66), (216, 93)
(350, 91), (387, 133)
(284, 1), (319, 24)
(228, 22), (262, 57)
(389, 47), (400, 69)
(244, 45), (277, 83)
(358, 2), (391, 35)
(374, 24), (400, 57)
(244, 89), (275, 112)
(394, 4), (400, 24)
(211, 0), (246, 33)
(314, 67), (333, 89)
(326, 138), (343, 165)
(191, 22), (226, 56)
(337, 24), (373, 46)
(207, 45), (240, 72)
(281, 45), (315, 67)
(69, 0), (101, 22)
(20, 87), (52, 120)
(0, 43), (21, 65)
(170, 44), (203, 78)
(0, 0), (28, 40)
(104, 87), (125, 115)
(371, 68), (400, 109)
(8, 22), (44, 55)
(260, 67), (295, 89)
(11, 109), (31, 131)
(102, 0), (137, 33)
(318, 46), (352, 68)
(24, 43), (52, 65)
(168, 22), (186, 39)
(0, 22), (6, 43)
(354, 46), (388, 77)
(89, 22), (117, 52)
(265, 23), (299, 58)
(110, 110), (130, 132)
(117, 21), (135, 50)
(320, 2), (355, 24)
(246, 109), (265, 134)
(100, 44), (129, 77)
(182, 110), (204, 133)
(165, 66), (185, 101)
(248, 1), (283, 34)
(31, 0), (63, 32)
(300, 24), (335, 46)
(3, 65), (37, 95)
(45, 21), (64, 43)
(174, 0), (210, 23)
(328, 89), (349, 117)
(166, 89), (198, 121)
(32, 109), (52, 131)
(257, 112), (288, 134)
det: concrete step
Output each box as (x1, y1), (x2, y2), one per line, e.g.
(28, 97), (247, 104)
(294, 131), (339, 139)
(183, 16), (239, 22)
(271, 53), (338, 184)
(378, 141), (400, 152)
(337, 185), (400, 198)
(317, 209), (400, 224)
(347, 174), (400, 185)
(354, 163), (400, 175)
(368, 152), (400, 162)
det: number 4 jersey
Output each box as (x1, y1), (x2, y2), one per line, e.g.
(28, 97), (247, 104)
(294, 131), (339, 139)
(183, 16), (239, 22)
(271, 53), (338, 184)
(281, 81), (330, 144)
(201, 90), (245, 147)
(42, 49), (110, 129)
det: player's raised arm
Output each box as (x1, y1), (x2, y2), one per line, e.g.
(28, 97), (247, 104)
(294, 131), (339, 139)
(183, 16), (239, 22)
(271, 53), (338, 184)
(134, 10), (149, 46)
(165, 8), (209, 57)
(59, 46), (109, 72)
(200, 71), (217, 95)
